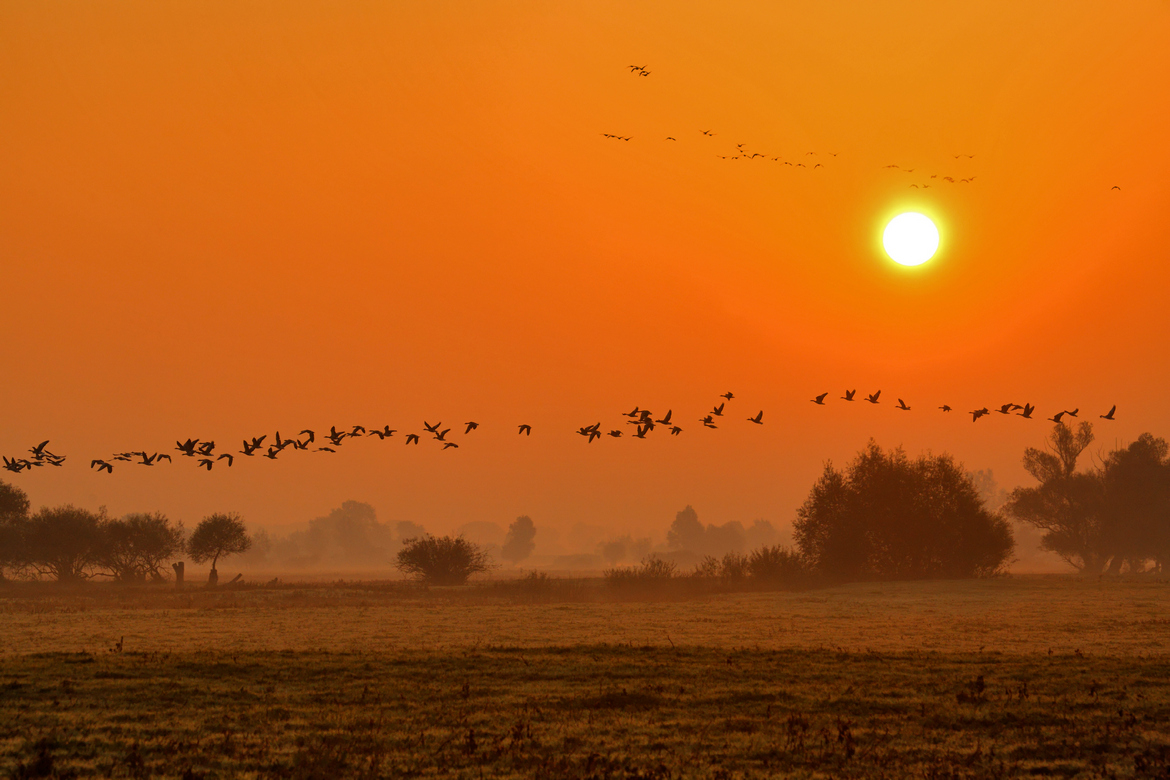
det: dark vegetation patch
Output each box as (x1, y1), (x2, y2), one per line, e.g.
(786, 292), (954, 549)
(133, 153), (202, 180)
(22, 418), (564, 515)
(0, 647), (1168, 778)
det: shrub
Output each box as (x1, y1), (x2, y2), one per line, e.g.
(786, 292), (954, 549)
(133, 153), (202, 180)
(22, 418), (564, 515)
(604, 554), (677, 588)
(748, 545), (805, 583)
(396, 535), (493, 585)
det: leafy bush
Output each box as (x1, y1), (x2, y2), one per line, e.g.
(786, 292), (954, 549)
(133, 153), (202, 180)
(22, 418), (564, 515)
(795, 441), (1014, 580)
(748, 545), (805, 583)
(100, 512), (185, 582)
(396, 535), (493, 585)
(604, 555), (677, 588)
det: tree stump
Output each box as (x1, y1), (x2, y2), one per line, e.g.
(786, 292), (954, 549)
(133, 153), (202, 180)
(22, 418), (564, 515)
(172, 561), (185, 588)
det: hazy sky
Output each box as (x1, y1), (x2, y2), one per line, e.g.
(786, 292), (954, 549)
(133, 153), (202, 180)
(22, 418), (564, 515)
(2, 1), (1168, 540)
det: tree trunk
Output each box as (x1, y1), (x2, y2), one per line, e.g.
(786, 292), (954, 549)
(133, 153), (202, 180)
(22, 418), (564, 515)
(172, 561), (184, 588)
(208, 567), (218, 587)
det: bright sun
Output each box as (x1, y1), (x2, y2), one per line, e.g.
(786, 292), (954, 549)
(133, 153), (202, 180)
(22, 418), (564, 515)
(883, 212), (939, 267)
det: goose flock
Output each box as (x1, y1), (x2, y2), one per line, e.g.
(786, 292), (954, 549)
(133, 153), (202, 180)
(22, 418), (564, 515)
(1, 391), (1117, 477)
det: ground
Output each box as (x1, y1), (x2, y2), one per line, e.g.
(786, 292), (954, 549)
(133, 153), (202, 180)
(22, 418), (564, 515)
(1, 576), (1168, 778)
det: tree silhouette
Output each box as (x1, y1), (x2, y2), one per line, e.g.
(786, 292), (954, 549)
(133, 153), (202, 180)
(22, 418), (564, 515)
(1006, 423), (1109, 573)
(667, 505), (704, 550)
(100, 512), (186, 582)
(187, 513), (252, 584)
(795, 441), (1014, 580)
(23, 505), (106, 582)
(1099, 434), (1170, 573)
(396, 535), (492, 585)
(0, 479), (30, 579)
(500, 515), (536, 565)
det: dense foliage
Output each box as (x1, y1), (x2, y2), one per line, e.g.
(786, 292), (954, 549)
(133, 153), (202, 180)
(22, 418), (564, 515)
(396, 534), (493, 585)
(500, 515), (537, 564)
(187, 513), (252, 575)
(794, 441), (1015, 580)
(1007, 424), (1170, 573)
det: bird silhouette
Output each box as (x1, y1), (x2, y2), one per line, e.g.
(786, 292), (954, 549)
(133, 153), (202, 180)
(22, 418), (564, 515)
(654, 410), (673, 425)
(624, 407), (641, 418)
(368, 426), (396, 440)
(1111, 186), (1120, 191)
(607, 430), (623, 438)
(405, 435), (420, 445)
(1048, 411), (1066, 424)
(748, 411), (764, 424)
(712, 402), (725, 417)
(464, 422), (479, 434)
(137, 452), (160, 466)
(896, 399), (911, 411)
(701, 130), (714, 136)
(996, 404), (1014, 415)
(197, 441), (216, 456)
(842, 389), (856, 401)
(197, 458), (214, 471)
(971, 408), (990, 422)
(939, 405), (952, 412)
(1100, 405), (1117, 420)
(443, 442), (459, 450)
(866, 391), (881, 404)
(433, 428), (451, 442)
(299, 429), (315, 445)
(423, 421), (441, 434)
(665, 137), (676, 141)
(1065, 408), (1079, 417)
(700, 415), (717, 429)
(670, 426), (683, 435)
(721, 392), (735, 400)
(811, 393), (828, 405)
(176, 439), (200, 457)
(90, 460), (114, 474)
(633, 425), (649, 439)
(217, 453), (234, 467)
(316, 446), (336, 453)
(1018, 404), (1035, 419)
(518, 425), (532, 436)
(29, 441), (53, 459)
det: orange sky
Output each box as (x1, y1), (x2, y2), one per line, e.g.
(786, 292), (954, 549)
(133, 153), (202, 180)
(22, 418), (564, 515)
(2, 1), (1169, 548)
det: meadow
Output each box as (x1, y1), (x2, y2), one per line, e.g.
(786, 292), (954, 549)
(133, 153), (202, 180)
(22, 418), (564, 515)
(2, 575), (1169, 778)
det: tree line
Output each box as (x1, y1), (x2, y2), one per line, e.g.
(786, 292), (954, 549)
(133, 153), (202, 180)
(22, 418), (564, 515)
(0, 484), (250, 584)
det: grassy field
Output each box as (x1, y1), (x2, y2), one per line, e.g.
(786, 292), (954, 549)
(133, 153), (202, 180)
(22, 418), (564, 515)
(2, 575), (1169, 778)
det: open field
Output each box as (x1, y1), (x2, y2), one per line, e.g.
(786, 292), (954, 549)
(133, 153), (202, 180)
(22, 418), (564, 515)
(2, 576), (1170, 778)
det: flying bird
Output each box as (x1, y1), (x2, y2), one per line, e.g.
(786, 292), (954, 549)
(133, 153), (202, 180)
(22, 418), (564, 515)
(655, 410), (673, 425)
(971, 408), (990, 422)
(1048, 411), (1066, 424)
(896, 399), (911, 411)
(842, 389), (856, 401)
(464, 422), (479, 434)
(747, 411), (764, 424)
(368, 426), (396, 440)
(721, 392), (735, 400)
(669, 426), (683, 435)
(607, 430), (623, 438)
(518, 425), (532, 436)
(442, 442), (459, 450)
(701, 130), (714, 136)
(316, 447), (336, 453)
(176, 439), (200, 457)
(700, 415), (717, 429)
(811, 393), (828, 405)
(197, 458), (214, 471)
(423, 421), (442, 434)
(866, 391), (881, 404)
(939, 405), (952, 412)
(433, 428), (451, 442)
(217, 454), (234, 467)
(405, 435), (420, 445)
(90, 460), (114, 474)
(712, 403), (725, 417)
(1100, 405), (1117, 420)
(1065, 408), (1079, 417)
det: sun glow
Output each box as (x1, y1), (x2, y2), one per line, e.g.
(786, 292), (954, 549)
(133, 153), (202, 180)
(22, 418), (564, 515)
(883, 212), (940, 267)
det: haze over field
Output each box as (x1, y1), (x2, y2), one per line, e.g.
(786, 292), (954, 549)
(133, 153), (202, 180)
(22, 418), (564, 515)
(2, 1), (1168, 553)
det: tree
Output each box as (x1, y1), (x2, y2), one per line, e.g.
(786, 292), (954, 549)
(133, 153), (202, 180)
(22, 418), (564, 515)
(395, 535), (492, 585)
(666, 505), (705, 550)
(23, 505), (107, 582)
(1099, 434), (1170, 573)
(187, 513), (252, 584)
(795, 442), (1014, 580)
(0, 479), (30, 580)
(1005, 423), (1109, 573)
(100, 512), (185, 582)
(500, 516), (536, 564)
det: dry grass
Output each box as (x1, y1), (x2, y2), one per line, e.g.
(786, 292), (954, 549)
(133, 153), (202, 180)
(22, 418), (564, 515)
(1, 575), (1169, 777)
